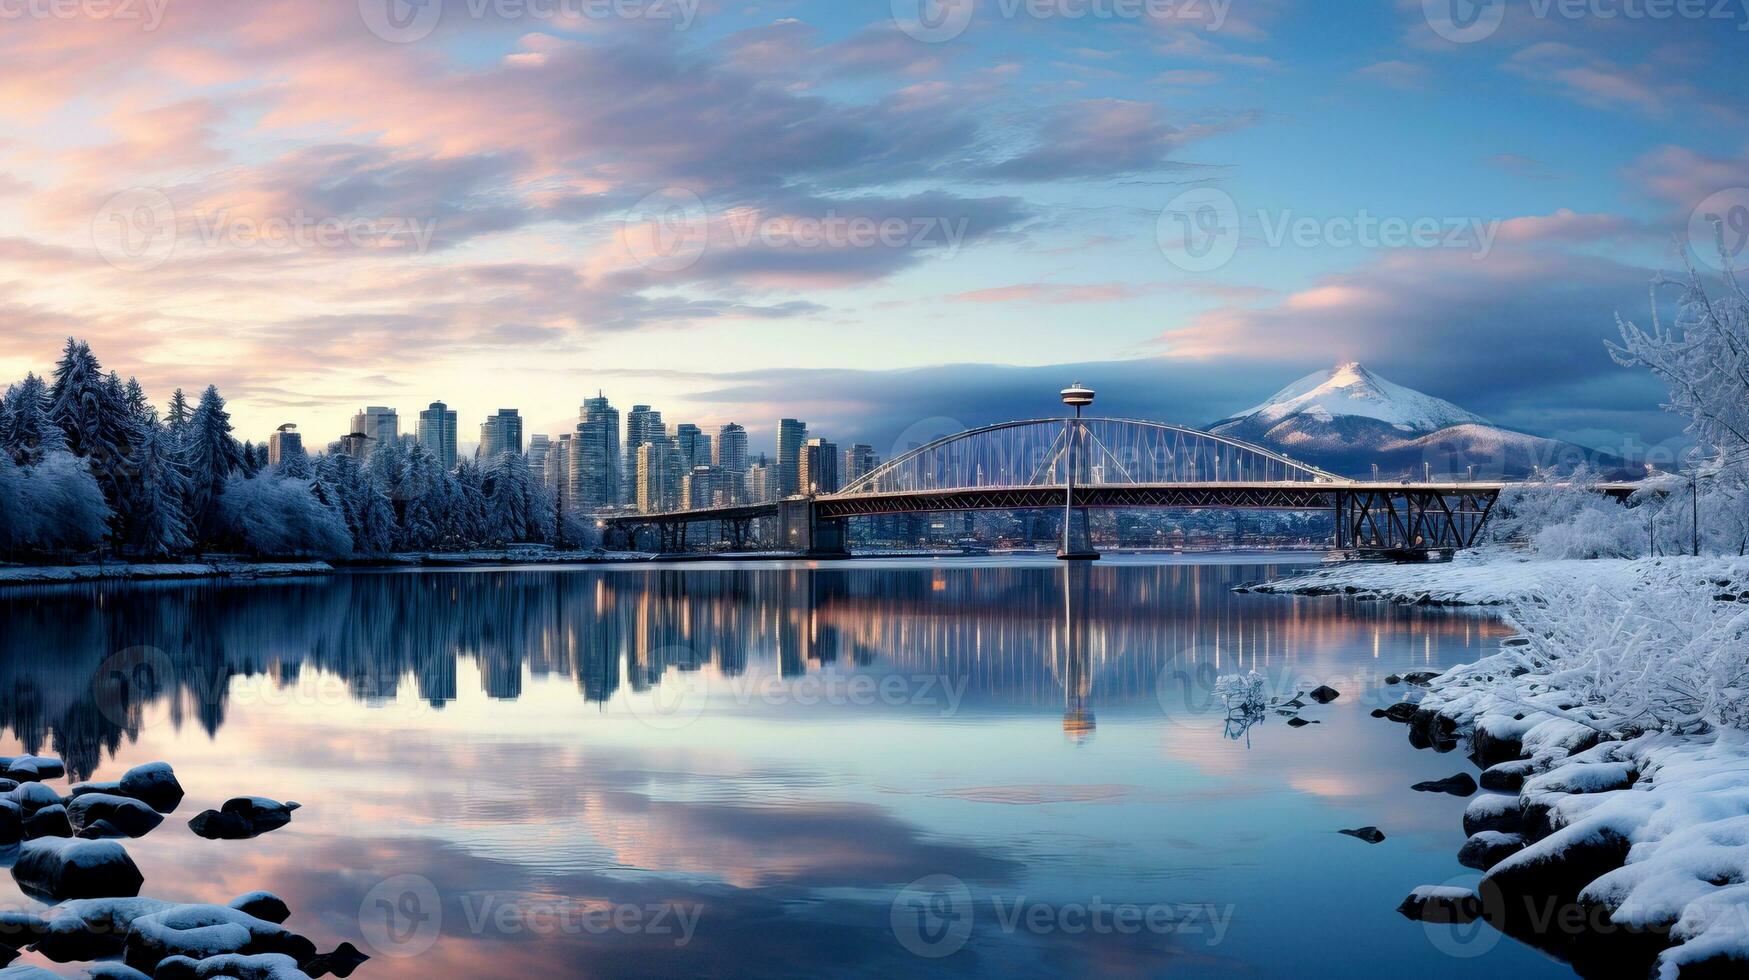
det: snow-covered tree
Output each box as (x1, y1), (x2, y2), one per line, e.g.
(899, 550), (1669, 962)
(124, 418), (195, 558)
(0, 373), (65, 465)
(184, 385), (243, 545)
(0, 450), (113, 555)
(219, 474), (353, 558)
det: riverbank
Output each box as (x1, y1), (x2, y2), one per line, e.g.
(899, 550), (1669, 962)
(0, 561), (333, 587)
(1261, 552), (1749, 977)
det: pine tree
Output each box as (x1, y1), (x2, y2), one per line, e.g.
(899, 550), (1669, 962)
(165, 389), (191, 446)
(184, 385), (243, 545)
(125, 417), (195, 558)
(1, 374), (65, 465)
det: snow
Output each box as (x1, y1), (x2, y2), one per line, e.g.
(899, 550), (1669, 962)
(0, 562), (332, 588)
(1249, 551), (1749, 607)
(1225, 362), (1489, 432)
(1408, 884), (1477, 902)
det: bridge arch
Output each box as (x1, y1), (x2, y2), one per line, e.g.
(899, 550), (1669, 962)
(839, 418), (1342, 496)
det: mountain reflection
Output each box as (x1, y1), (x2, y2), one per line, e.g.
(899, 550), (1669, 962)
(0, 562), (1504, 780)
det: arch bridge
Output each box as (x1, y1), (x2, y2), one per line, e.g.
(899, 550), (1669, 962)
(602, 418), (1505, 557)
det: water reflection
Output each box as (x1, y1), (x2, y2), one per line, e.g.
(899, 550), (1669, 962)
(0, 561), (1500, 780)
(0, 560), (1558, 980)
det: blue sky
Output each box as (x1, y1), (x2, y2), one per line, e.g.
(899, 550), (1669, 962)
(0, 0), (1745, 458)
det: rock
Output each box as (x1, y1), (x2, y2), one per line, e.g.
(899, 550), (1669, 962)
(224, 797), (300, 833)
(3, 782), (65, 815)
(1470, 726), (1526, 768)
(119, 763), (185, 813)
(11, 838), (144, 902)
(68, 780), (122, 799)
(1339, 826), (1386, 844)
(1480, 759), (1537, 793)
(1502, 636), (1530, 647)
(1308, 685), (1341, 704)
(1459, 831), (1525, 871)
(66, 794), (164, 839)
(0, 756), (65, 783)
(23, 804), (73, 840)
(1381, 702), (1418, 723)
(153, 952), (314, 980)
(1463, 794), (1524, 836)
(188, 809), (254, 840)
(1397, 885), (1482, 924)
(1482, 829), (1633, 936)
(0, 801), (20, 846)
(303, 942), (370, 978)
(86, 967), (153, 979)
(1402, 670), (1441, 686)
(1412, 773), (1479, 797)
(1286, 716), (1319, 727)
(1370, 708), (1387, 718)
(230, 892), (292, 925)
(124, 904), (315, 974)
(1384, 674), (1402, 685)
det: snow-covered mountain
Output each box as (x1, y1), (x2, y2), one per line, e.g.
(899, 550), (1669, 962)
(1209, 363), (1632, 479)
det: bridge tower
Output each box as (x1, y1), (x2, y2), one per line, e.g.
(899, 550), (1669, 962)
(1057, 382), (1100, 561)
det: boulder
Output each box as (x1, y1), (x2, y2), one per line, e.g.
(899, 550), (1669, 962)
(1480, 759), (1537, 793)
(119, 763), (185, 813)
(188, 798), (302, 841)
(229, 892), (292, 925)
(123, 904), (315, 974)
(1397, 885), (1482, 924)
(1308, 685), (1341, 704)
(11, 838), (144, 901)
(0, 757), (65, 783)
(3, 782), (65, 815)
(188, 809), (254, 841)
(152, 953), (314, 980)
(1286, 716), (1319, 728)
(1384, 674), (1402, 685)
(23, 804), (73, 840)
(303, 942), (370, 978)
(1458, 831), (1526, 871)
(1338, 826), (1386, 844)
(0, 801), (20, 846)
(1412, 773), (1479, 797)
(1463, 794), (1524, 836)
(1401, 670), (1441, 686)
(66, 794), (164, 839)
(1381, 702), (1419, 723)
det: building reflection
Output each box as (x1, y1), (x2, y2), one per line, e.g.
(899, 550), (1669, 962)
(0, 564), (1508, 778)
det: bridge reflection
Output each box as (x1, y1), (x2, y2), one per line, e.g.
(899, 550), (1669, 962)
(0, 564), (1509, 778)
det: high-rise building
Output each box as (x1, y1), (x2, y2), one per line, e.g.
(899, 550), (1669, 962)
(683, 465), (722, 510)
(267, 424), (303, 467)
(573, 392), (621, 510)
(714, 423), (748, 504)
(673, 423), (710, 470)
(843, 444), (879, 487)
(478, 409), (524, 461)
(351, 407), (398, 459)
(800, 437), (839, 495)
(624, 405), (663, 502)
(745, 462), (772, 503)
(548, 433), (573, 495)
(338, 431), (372, 460)
(636, 436), (683, 513)
(527, 434), (551, 483)
(776, 418), (807, 497)
(417, 402), (458, 470)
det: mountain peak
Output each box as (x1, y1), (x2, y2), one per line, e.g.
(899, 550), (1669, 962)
(1232, 362), (1489, 433)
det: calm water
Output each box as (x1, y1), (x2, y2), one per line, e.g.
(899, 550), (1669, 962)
(0, 557), (1574, 978)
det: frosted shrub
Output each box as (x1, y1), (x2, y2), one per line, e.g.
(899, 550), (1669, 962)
(0, 450), (112, 554)
(1213, 672), (1267, 713)
(1529, 505), (1644, 559)
(219, 475), (352, 558)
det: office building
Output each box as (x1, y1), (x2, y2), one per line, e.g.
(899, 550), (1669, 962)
(548, 434), (572, 496)
(417, 402), (458, 470)
(844, 444), (879, 486)
(776, 418), (807, 497)
(673, 423), (710, 470)
(683, 465), (723, 510)
(636, 436), (682, 513)
(527, 434), (551, 483)
(267, 424), (303, 468)
(338, 431), (372, 460)
(478, 409), (524, 461)
(573, 393), (621, 510)
(351, 407), (398, 459)
(714, 423), (748, 504)
(623, 405), (663, 502)
(800, 437), (839, 495)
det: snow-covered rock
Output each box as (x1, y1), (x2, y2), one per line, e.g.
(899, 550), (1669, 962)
(11, 838), (144, 901)
(65, 794), (163, 839)
(188, 798), (299, 840)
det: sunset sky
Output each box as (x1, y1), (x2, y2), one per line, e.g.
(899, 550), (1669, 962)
(1, 0), (1745, 458)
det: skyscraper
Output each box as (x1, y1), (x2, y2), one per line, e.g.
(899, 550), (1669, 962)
(527, 434), (551, 483)
(746, 462), (772, 503)
(267, 424), (303, 467)
(714, 423), (748, 504)
(673, 423), (710, 470)
(636, 436), (682, 513)
(683, 465), (722, 509)
(417, 402), (458, 470)
(548, 433), (572, 495)
(351, 406), (398, 459)
(623, 405), (663, 502)
(800, 437), (839, 495)
(777, 418), (807, 497)
(574, 392), (621, 510)
(478, 409), (524, 461)
(843, 444), (879, 486)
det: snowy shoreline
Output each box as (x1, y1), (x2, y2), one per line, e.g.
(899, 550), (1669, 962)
(1254, 553), (1749, 977)
(0, 561), (333, 588)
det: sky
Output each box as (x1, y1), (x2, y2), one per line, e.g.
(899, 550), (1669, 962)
(1, 0), (1746, 460)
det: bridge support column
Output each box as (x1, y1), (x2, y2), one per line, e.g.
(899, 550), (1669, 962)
(780, 499), (850, 558)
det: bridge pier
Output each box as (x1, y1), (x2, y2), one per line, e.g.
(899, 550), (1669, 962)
(780, 499), (850, 558)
